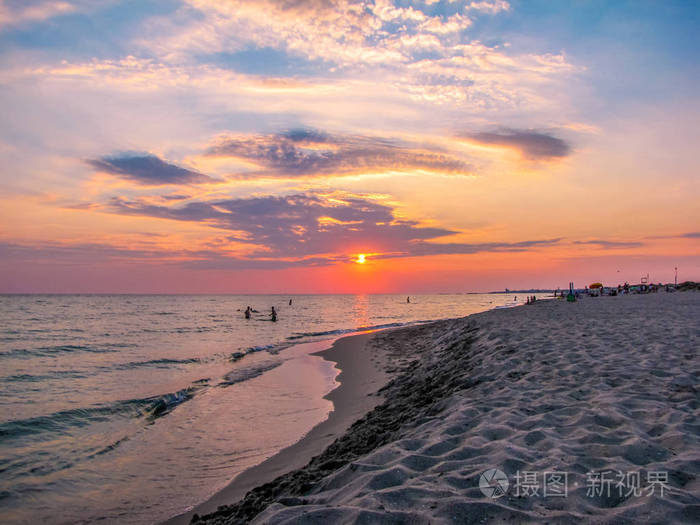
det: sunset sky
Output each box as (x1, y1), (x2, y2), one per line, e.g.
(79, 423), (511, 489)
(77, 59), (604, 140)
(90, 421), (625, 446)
(1, 0), (698, 293)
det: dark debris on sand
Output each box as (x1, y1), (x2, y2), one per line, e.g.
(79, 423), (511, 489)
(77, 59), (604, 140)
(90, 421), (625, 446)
(191, 320), (480, 524)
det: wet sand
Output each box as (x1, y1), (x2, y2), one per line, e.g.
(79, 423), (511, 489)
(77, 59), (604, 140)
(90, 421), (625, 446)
(177, 292), (700, 524)
(164, 331), (391, 525)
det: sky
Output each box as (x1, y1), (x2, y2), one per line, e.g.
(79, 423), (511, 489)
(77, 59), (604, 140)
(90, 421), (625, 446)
(0, 0), (698, 293)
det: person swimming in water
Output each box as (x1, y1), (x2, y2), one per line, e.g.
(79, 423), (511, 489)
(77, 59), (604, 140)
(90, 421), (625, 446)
(244, 306), (251, 319)
(271, 306), (277, 322)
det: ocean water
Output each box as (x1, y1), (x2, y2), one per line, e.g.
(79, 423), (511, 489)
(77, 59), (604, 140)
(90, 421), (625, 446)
(0, 293), (538, 524)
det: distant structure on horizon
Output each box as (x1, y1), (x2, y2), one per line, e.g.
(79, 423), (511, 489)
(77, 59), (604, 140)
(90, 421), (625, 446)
(493, 288), (554, 294)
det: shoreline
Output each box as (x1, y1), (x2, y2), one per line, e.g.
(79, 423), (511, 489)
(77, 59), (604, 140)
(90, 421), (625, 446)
(163, 300), (550, 525)
(190, 292), (700, 524)
(163, 330), (392, 525)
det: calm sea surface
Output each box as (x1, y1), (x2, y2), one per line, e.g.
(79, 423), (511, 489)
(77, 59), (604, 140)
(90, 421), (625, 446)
(0, 293), (538, 524)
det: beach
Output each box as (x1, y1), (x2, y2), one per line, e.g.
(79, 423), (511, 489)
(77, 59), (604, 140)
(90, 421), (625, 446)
(1, 293), (534, 524)
(187, 292), (699, 524)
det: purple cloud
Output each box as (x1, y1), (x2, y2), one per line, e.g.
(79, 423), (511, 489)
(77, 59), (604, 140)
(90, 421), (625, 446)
(87, 154), (214, 185)
(465, 128), (571, 160)
(645, 232), (700, 241)
(573, 239), (644, 248)
(207, 129), (471, 178)
(105, 192), (562, 263)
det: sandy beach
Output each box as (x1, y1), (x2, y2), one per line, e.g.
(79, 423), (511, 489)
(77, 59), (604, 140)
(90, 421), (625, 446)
(184, 292), (699, 524)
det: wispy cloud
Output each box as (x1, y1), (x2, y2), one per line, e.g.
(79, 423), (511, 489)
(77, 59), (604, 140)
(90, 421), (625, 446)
(0, 240), (335, 270)
(0, 0), (76, 28)
(206, 129), (472, 179)
(132, 0), (573, 109)
(646, 232), (700, 240)
(87, 154), (215, 186)
(573, 239), (644, 248)
(382, 237), (563, 258)
(0, 240), (167, 263)
(164, 0), (512, 69)
(463, 128), (571, 160)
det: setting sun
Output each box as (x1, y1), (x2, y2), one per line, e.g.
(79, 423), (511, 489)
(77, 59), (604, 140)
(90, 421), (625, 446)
(356, 254), (366, 264)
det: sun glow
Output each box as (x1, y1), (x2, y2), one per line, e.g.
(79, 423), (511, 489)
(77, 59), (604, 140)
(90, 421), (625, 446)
(356, 253), (366, 264)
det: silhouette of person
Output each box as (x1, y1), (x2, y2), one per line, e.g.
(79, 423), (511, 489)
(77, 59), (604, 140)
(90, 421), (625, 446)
(407, 296), (410, 303)
(244, 306), (251, 319)
(271, 306), (277, 322)
(289, 299), (292, 306)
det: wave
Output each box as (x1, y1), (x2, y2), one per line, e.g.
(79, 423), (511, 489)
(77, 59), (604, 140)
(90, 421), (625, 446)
(87, 435), (131, 458)
(0, 380), (210, 441)
(286, 320), (425, 341)
(1, 370), (88, 382)
(229, 343), (280, 362)
(1, 358), (202, 385)
(226, 320), (433, 363)
(218, 361), (283, 387)
(142, 326), (217, 334)
(146, 386), (200, 420)
(111, 357), (201, 370)
(0, 343), (134, 359)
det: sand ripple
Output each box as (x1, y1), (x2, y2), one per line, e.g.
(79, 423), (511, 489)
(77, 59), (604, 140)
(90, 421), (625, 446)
(197, 293), (699, 524)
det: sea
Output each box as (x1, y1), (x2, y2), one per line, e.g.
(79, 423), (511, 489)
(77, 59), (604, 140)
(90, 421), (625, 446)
(0, 293), (542, 524)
